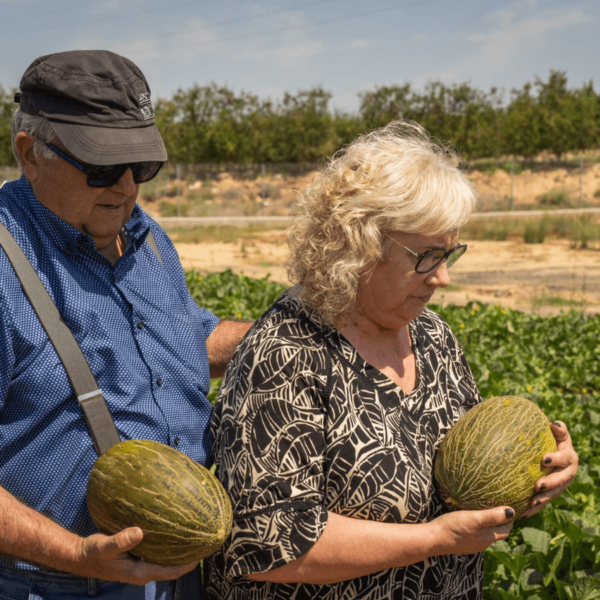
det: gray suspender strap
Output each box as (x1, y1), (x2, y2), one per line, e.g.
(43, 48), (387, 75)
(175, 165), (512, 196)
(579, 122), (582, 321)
(0, 223), (158, 456)
(146, 230), (163, 265)
(0, 223), (164, 454)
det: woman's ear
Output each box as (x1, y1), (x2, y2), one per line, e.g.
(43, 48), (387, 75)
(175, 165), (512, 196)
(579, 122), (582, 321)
(14, 133), (39, 182)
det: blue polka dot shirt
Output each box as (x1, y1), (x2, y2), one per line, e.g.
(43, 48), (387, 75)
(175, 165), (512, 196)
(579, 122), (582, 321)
(0, 176), (219, 569)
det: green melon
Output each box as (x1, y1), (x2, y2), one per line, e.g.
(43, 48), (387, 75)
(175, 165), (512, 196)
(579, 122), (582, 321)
(434, 396), (556, 517)
(86, 439), (232, 565)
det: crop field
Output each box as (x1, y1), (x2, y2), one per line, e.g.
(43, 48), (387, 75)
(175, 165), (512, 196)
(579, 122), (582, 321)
(187, 269), (600, 599)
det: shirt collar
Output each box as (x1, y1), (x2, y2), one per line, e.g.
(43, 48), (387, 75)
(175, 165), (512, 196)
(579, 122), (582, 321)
(18, 175), (151, 258)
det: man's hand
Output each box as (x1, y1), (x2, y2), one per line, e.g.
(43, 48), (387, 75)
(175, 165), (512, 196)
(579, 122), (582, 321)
(74, 527), (198, 585)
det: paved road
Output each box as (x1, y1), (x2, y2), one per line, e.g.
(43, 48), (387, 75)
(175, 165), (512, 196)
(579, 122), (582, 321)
(156, 207), (600, 228)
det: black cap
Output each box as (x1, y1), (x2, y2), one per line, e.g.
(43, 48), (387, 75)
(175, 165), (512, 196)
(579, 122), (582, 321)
(15, 50), (167, 165)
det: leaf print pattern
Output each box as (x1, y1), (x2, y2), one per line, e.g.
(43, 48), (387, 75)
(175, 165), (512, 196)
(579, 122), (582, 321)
(205, 292), (484, 600)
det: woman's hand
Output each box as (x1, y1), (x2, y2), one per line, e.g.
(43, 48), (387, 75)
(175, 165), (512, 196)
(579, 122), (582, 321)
(520, 421), (579, 519)
(431, 507), (515, 556)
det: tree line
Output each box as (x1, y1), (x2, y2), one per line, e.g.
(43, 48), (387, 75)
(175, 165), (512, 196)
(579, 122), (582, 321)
(0, 70), (598, 165)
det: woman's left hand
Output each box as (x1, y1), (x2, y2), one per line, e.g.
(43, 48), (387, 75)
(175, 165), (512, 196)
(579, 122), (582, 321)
(521, 421), (579, 519)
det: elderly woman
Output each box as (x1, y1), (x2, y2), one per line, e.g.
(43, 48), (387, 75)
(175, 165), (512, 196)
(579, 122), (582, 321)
(204, 122), (578, 600)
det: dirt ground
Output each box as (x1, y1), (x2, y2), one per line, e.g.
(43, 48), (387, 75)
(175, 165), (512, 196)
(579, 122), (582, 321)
(173, 234), (600, 317)
(470, 163), (600, 209)
(141, 159), (600, 220)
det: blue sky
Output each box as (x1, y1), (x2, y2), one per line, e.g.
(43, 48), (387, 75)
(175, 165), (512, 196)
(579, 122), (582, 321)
(0, 0), (596, 112)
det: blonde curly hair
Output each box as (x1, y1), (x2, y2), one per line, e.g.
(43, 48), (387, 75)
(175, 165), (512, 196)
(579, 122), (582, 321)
(286, 121), (477, 327)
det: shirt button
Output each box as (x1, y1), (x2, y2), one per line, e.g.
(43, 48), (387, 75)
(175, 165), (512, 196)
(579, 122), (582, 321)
(156, 378), (163, 386)
(174, 437), (180, 447)
(137, 322), (144, 330)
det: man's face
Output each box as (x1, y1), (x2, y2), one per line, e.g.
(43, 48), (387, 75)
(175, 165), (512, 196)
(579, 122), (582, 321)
(19, 134), (139, 251)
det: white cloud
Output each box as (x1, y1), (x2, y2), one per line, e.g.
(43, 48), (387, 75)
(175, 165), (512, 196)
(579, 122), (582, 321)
(466, 1), (590, 69)
(72, 16), (221, 64)
(273, 40), (322, 62)
(272, 12), (323, 64)
(233, 11), (323, 65)
(73, 33), (162, 62)
(350, 39), (376, 49)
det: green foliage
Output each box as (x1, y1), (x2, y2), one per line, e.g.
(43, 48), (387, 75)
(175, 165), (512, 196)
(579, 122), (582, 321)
(159, 201), (188, 217)
(523, 220), (547, 244)
(539, 189), (572, 208)
(2, 71), (600, 165)
(462, 215), (600, 246)
(185, 270), (600, 598)
(434, 302), (600, 598)
(569, 216), (600, 250)
(0, 85), (16, 166)
(185, 268), (287, 321)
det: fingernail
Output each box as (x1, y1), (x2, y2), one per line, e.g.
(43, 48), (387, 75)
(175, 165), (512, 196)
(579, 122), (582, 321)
(505, 508), (515, 519)
(544, 457), (552, 464)
(539, 483), (546, 491)
(552, 421), (562, 428)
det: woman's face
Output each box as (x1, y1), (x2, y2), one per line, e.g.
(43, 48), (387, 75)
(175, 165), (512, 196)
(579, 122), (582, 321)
(353, 231), (459, 330)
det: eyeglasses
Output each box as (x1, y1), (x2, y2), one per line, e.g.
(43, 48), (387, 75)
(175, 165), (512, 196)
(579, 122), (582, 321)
(387, 236), (467, 274)
(46, 143), (164, 188)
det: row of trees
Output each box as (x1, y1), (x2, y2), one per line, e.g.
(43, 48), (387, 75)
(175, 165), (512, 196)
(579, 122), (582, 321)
(0, 71), (598, 165)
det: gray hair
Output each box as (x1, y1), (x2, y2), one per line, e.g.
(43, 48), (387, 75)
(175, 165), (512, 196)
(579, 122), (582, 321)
(12, 110), (60, 171)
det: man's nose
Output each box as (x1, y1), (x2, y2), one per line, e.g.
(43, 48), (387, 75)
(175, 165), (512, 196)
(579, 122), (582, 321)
(111, 167), (137, 195)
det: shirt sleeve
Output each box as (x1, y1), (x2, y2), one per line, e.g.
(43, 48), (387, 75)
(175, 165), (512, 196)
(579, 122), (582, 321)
(212, 334), (329, 580)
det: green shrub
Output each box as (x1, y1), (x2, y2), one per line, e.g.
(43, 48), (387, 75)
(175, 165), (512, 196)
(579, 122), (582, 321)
(539, 188), (572, 207)
(159, 200), (188, 217)
(221, 186), (246, 202)
(570, 216), (599, 249)
(523, 219), (546, 243)
(187, 188), (214, 202)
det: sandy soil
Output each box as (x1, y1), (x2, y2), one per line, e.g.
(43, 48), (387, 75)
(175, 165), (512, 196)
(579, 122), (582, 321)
(174, 235), (600, 316)
(470, 163), (600, 209)
(141, 160), (600, 220)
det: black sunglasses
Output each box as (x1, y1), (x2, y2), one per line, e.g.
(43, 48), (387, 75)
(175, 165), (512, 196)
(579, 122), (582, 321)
(387, 236), (468, 274)
(46, 143), (164, 188)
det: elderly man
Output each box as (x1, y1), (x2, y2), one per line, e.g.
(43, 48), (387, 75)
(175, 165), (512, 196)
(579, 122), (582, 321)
(0, 50), (251, 599)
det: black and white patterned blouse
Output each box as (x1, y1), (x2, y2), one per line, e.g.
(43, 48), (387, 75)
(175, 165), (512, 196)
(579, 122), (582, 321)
(205, 290), (483, 600)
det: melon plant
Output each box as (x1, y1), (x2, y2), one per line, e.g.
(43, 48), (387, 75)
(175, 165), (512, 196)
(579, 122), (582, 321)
(86, 439), (232, 565)
(434, 396), (557, 517)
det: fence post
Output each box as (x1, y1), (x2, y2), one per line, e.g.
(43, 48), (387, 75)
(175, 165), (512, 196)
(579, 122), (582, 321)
(176, 163), (181, 218)
(510, 158), (515, 211)
(579, 155), (583, 208)
(261, 163), (266, 215)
